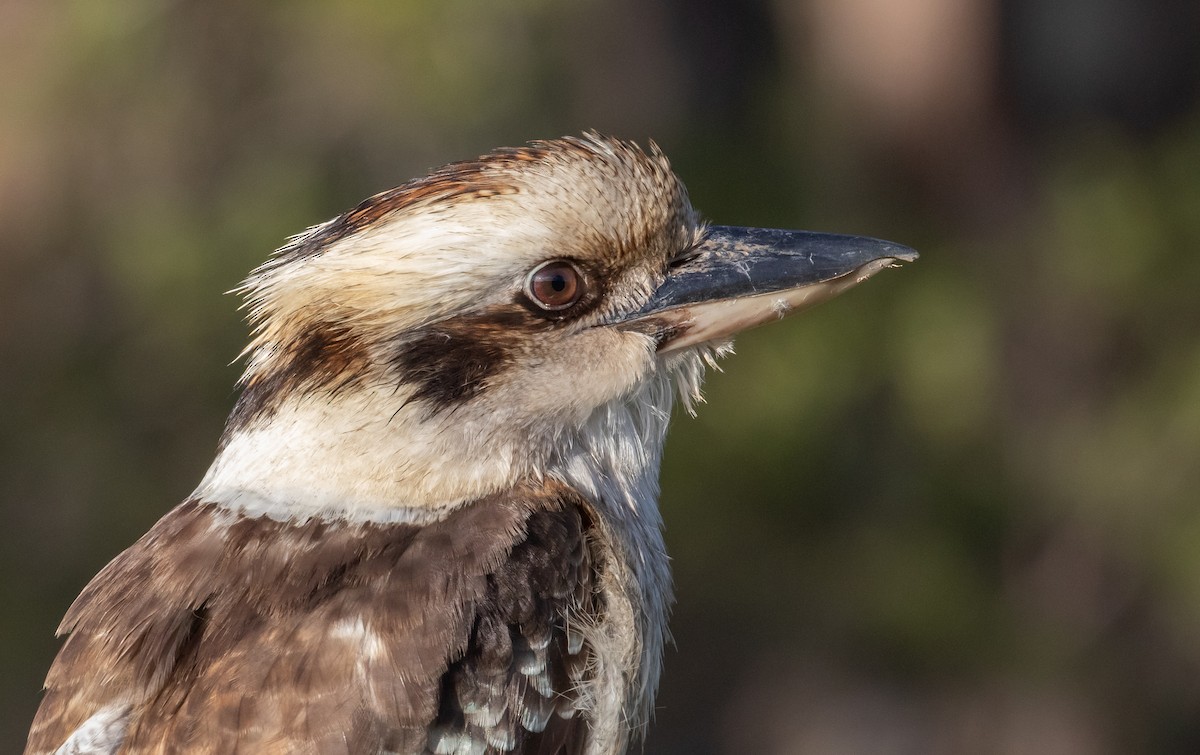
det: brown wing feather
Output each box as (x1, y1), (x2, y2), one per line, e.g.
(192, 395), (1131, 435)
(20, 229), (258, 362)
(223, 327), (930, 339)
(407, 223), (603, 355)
(26, 484), (600, 755)
(432, 505), (597, 755)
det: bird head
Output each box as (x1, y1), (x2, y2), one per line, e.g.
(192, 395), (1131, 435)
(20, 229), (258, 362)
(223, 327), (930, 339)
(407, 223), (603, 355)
(194, 134), (915, 523)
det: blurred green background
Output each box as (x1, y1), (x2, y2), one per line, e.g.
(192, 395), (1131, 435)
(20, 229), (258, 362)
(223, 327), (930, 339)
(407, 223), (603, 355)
(4, 1), (1200, 752)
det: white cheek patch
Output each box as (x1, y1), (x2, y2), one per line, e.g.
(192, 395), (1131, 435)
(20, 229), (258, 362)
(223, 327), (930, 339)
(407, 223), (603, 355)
(657, 257), (904, 354)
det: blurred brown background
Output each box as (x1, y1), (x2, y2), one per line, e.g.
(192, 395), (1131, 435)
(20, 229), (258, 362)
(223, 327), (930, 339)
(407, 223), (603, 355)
(4, 1), (1200, 752)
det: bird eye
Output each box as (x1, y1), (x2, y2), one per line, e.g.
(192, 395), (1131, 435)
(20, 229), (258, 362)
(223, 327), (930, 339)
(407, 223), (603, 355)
(525, 260), (584, 311)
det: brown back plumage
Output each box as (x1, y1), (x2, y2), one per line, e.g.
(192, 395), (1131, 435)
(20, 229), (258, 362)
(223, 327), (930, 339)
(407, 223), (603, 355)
(27, 482), (600, 754)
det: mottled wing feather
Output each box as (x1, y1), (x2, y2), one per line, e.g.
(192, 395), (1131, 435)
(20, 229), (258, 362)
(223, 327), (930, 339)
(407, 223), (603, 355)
(26, 487), (600, 755)
(433, 507), (596, 755)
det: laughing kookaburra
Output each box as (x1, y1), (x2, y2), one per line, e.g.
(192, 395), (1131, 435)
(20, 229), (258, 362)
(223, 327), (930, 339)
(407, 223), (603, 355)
(28, 134), (915, 754)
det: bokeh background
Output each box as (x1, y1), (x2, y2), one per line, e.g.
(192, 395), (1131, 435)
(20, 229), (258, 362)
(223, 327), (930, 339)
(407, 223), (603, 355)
(3, 1), (1200, 752)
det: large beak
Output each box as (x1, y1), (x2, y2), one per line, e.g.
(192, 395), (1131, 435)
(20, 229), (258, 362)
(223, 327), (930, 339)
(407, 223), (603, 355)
(617, 225), (917, 353)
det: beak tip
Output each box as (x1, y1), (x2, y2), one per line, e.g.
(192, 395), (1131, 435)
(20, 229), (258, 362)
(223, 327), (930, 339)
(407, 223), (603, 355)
(880, 242), (919, 264)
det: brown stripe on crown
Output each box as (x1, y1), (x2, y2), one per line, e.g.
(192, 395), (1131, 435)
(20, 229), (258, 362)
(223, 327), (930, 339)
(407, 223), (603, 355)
(220, 321), (370, 443)
(279, 167), (516, 264)
(276, 134), (665, 264)
(277, 138), (615, 264)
